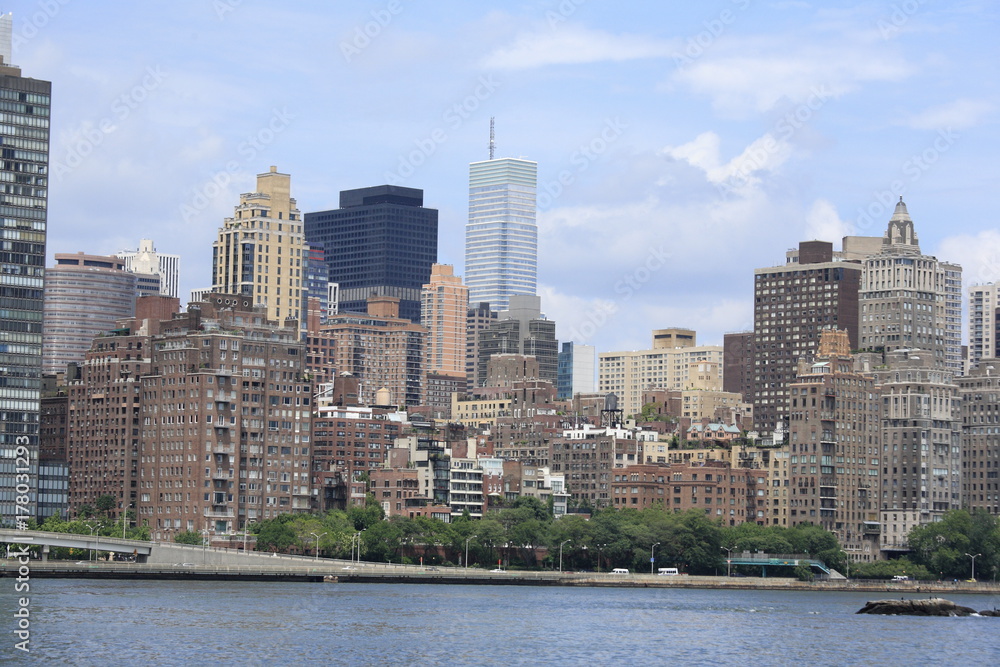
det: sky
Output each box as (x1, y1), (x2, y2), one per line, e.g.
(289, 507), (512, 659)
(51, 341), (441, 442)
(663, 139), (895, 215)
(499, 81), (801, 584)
(12, 0), (1000, 354)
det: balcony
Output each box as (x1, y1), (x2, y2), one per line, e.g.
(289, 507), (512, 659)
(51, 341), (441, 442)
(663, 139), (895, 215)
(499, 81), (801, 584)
(203, 508), (235, 519)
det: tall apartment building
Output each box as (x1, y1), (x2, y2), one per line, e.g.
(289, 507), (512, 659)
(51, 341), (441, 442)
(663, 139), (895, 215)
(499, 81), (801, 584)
(117, 239), (180, 298)
(420, 264), (468, 378)
(0, 43), (50, 522)
(786, 331), (881, 558)
(42, 253), (140, 375)
(476, 295), (558, 388)
(599, 329), (725, 419)
(320, 295), (427, 407)
(723, 331), (753, 402)
(859, 199), (962, 373)
(304, 185), (438, 323)
(465, 157), (537, 311)
(212, 166), (306, 326)
(752, 240), (862, 436)
(968, 283), (999, 371)
(466, 301), (496, 392)
(557, 342), (596, 400)
(867, 348), (961, 524)
(958, 362), (1000, 516)
(302, 241), (330, 324)
(137, 294), (312, 540)
(548, 424), (650, 507)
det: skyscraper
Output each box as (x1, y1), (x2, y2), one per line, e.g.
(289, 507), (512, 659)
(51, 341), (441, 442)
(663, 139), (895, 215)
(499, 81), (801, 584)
(859, 199), (962, 373)
(212, 166), (306, 325)
(465, 157), (537, 312)
(752, 240), (862, 435)
(304, 185), (438, 324)
(420, 264), (468, 377)
(0, 42), (51, 523)
(968, 283), (998, 371)
(557, 342), (596, 400)
(117, 238), (180, 298)
(476, 295), (557, 387)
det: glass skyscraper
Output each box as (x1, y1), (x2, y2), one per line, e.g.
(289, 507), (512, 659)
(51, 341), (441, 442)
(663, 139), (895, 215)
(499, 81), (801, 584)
(465, 158), (537, 312)
(0, 40), (51, 523)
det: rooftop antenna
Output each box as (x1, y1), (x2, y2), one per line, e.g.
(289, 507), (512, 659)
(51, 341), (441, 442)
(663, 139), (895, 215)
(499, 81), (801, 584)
(489, 117), (495, 160)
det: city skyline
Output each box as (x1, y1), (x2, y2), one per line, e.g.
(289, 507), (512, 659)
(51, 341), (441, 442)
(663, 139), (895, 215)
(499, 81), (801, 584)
(18, 1), (1000, 353)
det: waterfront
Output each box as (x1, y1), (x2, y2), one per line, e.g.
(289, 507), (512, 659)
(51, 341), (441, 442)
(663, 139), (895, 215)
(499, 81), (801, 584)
(5, 580), (1000, 665)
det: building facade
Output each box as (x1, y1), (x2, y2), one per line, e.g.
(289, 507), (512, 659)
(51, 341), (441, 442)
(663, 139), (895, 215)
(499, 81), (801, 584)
(752, 240), (862, 436)
(212, 166), (306, 326)
(304, 185), (438, 323)
(42, 253), (138, 375)
(465, 157), (537, 311)
(0, 50), (50, 522)
(557, 342), (596, 400)
(420, 264), (468, 377)
(117, 238), (180, 298)
(968, 283), (998, 371)
(958, 362), (1000, 516)
(476, 295), (558, 388)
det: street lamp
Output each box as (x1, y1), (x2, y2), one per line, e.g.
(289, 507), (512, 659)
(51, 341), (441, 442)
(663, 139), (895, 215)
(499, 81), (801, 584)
(651, 542), (661, 575)
(966, 552), (982, 581)
(310, 532), (327, 560)
(86, 523), (100, 561)
(201, 529), (210, 565)
(559, 540), (571, 573)
(721, 546), (733, 578)
(597, 543), (606, 573)
(465, 536), (473, 571)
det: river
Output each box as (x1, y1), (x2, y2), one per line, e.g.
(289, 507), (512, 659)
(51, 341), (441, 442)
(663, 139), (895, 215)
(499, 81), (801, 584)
(4, 580), (1000, 664)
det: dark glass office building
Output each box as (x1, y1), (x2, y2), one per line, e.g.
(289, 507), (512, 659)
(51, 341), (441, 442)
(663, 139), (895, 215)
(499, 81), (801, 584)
(304, 185), (438, 323)
(0, 53), (51, 523)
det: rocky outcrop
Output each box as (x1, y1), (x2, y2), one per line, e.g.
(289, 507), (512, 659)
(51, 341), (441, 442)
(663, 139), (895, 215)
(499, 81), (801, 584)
(857, 598), (979, 616)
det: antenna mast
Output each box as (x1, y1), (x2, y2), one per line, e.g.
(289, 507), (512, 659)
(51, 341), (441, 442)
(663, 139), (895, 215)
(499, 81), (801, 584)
(489, 117), (495, 160)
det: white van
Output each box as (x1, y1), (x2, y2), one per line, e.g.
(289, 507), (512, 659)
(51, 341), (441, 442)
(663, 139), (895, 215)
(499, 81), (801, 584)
(611, 568), (630, 574)
(892, 575), (910, 581)
(657, 567), (679, 576)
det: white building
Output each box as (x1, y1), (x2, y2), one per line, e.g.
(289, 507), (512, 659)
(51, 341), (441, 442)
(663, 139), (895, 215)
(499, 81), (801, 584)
(969, 282), (998, 371)
(117, 238), (180, 298)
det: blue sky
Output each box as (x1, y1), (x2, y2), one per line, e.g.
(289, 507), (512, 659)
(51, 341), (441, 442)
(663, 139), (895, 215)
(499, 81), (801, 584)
(14, 0), (1000, 353)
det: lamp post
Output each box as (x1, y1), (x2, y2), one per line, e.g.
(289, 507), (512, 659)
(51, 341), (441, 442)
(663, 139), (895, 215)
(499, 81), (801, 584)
(559, 540), (571, 573)
(310, 532), (327, 560)
(597, 543), (606, 573)
(721, 546), (733, 578)
(201, 529), (209, 565)
(651, 542), (661, 575)
(87, 523), (99, 561)
(465, 536), (472, 571)
(966, 552), (982, 581)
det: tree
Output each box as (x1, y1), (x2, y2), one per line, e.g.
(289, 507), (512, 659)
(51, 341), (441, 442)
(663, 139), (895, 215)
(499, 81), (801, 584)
(174, 531), (202, 545)
(95, 495), (117, 514)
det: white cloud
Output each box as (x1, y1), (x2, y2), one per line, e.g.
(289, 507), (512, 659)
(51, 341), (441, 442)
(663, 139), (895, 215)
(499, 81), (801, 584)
(482, 25), (677, 69)
(804, 198), (852, 241)
(905, 98), (994, 130)
(661, 131), (794, 193)
(937, 230), (1000, 286)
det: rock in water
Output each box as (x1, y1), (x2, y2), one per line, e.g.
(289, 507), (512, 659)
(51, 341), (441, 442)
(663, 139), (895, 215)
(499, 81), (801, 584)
(856, 598), (978, 616)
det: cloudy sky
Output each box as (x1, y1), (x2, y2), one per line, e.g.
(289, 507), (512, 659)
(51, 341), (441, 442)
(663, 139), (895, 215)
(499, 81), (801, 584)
(15, 0), (1000, 353)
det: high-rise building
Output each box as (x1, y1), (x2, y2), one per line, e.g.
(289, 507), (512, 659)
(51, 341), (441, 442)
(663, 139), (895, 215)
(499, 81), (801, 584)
(557, 342), (596, 400)
(320, 295), (427, 407)
(723, 331), (754, 402)
(786, 331), (881, 556)
(466, 302), (496, 392)
(420, 264), (468, 376)
(42, 253), (138, 375)
(599, 330), (725, 419)
(212, 166), (306, 326)
(959, 362), (1000, 516)
(752, 240), (862, 436)
(465, 158), (537, 311)
(859, 199), (962, 373)
(117, 239), (180, 298)
(304, 185), (438, 323)
(476, 295), (557, 388)
(968, 283), (999, 371)
(302, 241), (330, 325)
(0, 40), (51, 523)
